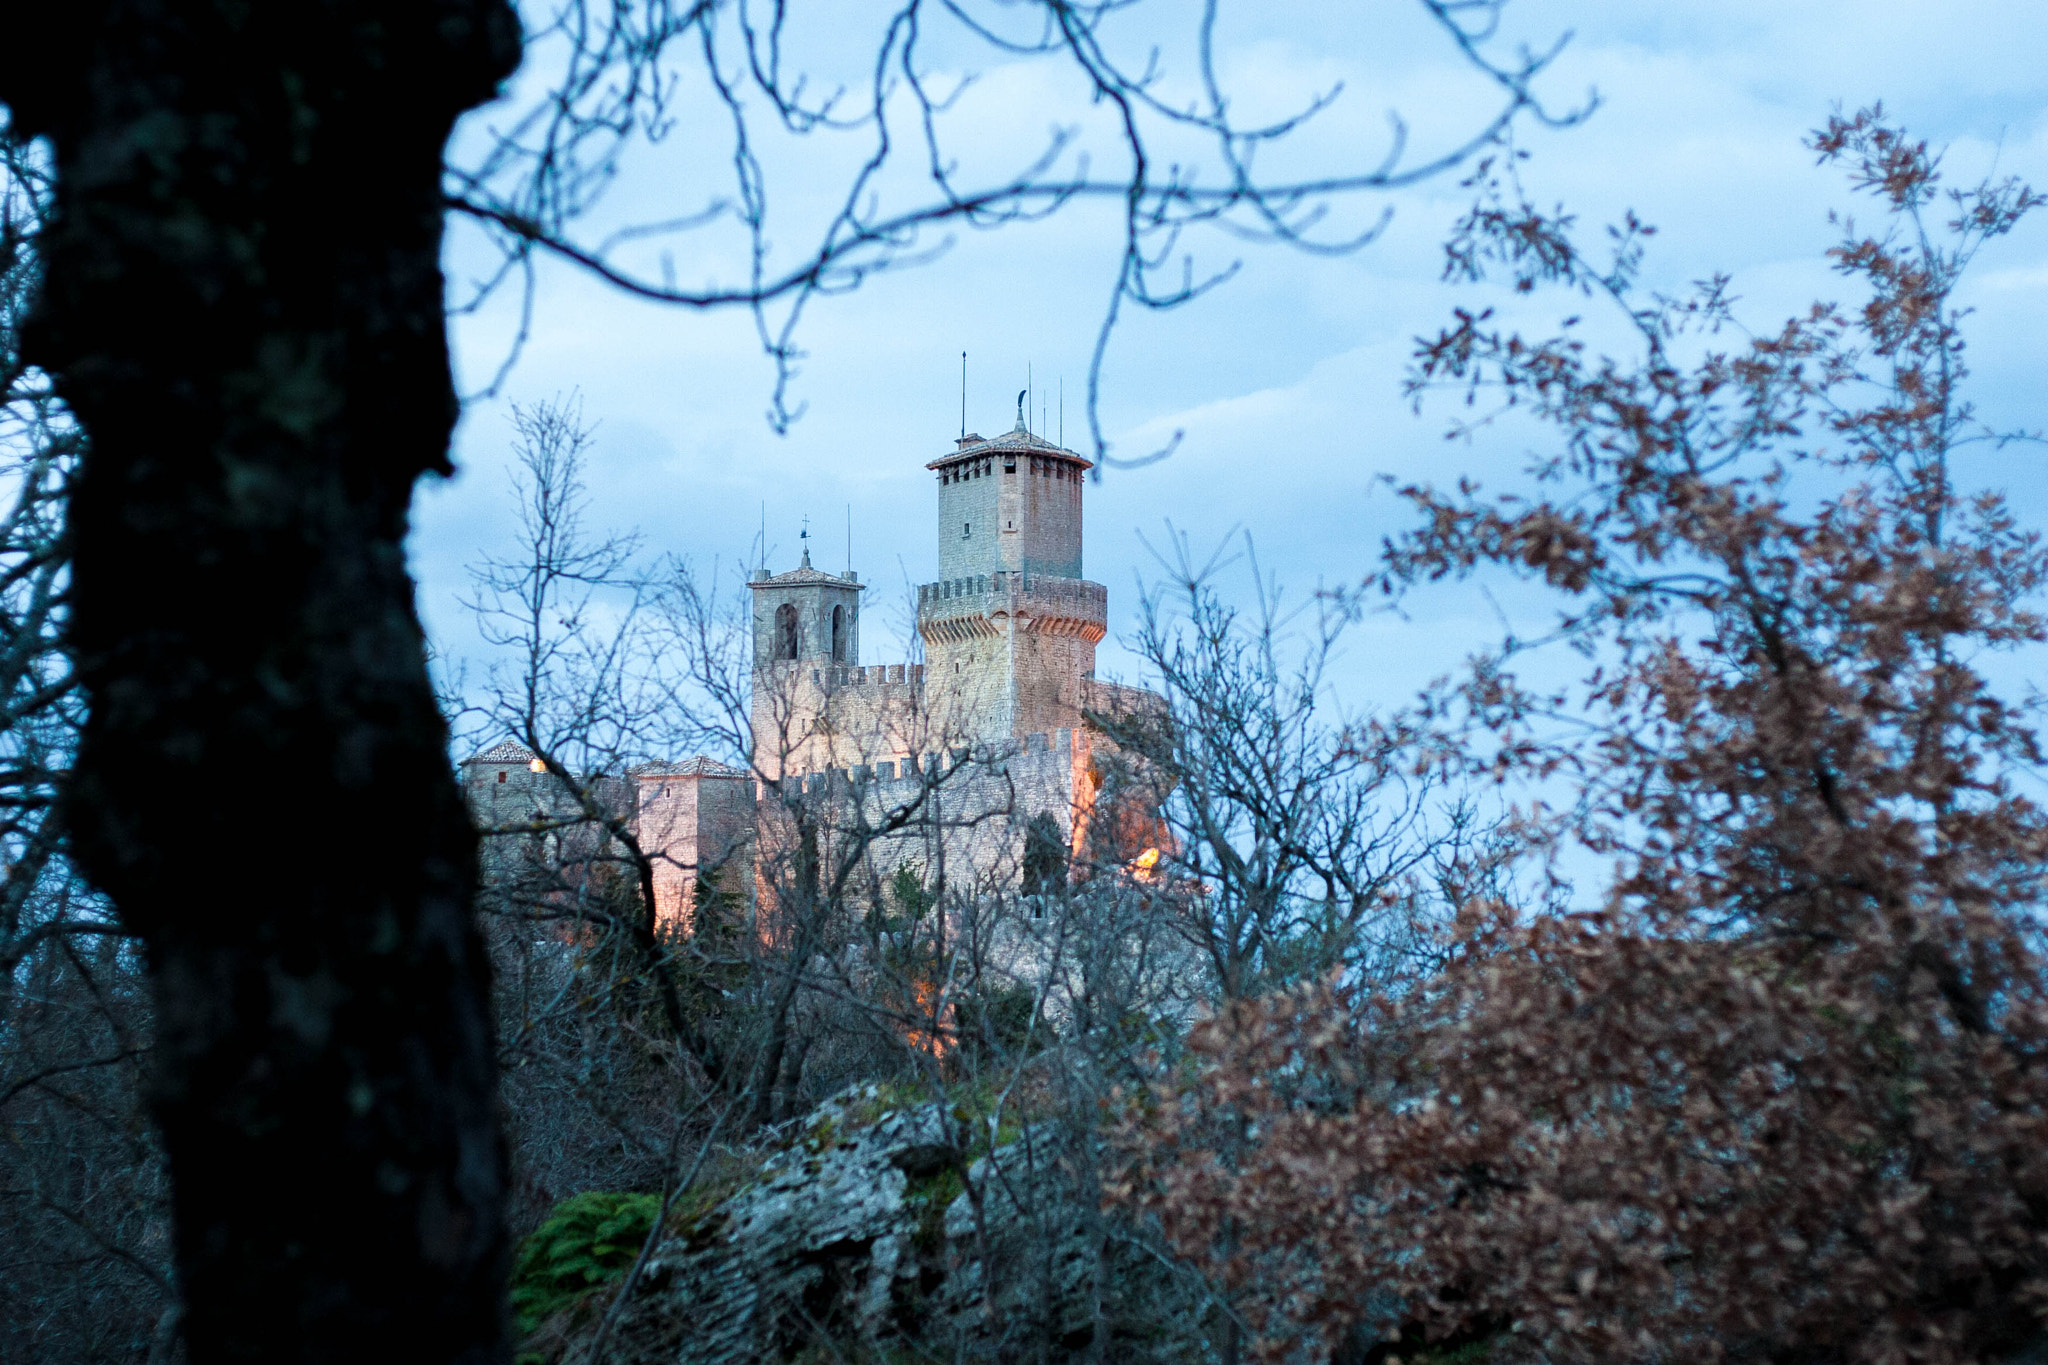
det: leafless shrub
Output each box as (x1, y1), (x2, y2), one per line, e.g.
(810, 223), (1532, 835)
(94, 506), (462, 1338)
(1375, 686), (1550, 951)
(1094, 533), (1506, 1002)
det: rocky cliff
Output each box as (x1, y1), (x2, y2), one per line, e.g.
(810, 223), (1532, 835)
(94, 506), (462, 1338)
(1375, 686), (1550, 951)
(527, 1089), (1214, 1364)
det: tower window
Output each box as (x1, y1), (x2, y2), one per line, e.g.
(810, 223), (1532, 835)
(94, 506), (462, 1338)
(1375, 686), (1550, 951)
(776, 602), (799, 660)
(831, 604), (845, 661)
(963, 521), (971, 538)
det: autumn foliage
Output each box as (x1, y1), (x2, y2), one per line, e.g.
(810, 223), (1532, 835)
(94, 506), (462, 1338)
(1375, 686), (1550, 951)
(1121, 111), (2048, 1365)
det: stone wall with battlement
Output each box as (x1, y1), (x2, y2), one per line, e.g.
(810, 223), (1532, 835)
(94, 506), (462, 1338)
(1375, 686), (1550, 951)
(762, 728), (1092, 898)
(751, 660), (934, 779)
(779, 725), (1071, 782)
(794, 663), (926, 688)
(917, 571), (1107, 741)
(915, 572), (1107, 635)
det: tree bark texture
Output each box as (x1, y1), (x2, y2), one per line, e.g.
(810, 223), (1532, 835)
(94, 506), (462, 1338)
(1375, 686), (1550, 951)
(0, 3), (521, 1361)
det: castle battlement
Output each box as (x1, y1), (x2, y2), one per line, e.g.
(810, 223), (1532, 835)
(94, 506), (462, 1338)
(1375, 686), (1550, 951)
(917, 571), (1106, 611)
(776, 727), (1077, 788)
(758, 661), (927, 692)
(917, 571), (1107, 645)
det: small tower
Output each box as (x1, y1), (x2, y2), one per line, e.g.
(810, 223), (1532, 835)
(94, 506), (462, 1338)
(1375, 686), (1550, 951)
(748, 533), (865, 777)
(748, 534), (863, 672)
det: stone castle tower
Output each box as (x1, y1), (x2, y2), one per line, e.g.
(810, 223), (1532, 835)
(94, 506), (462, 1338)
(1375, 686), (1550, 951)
(468, 405), (1156, 926)
(919, 418), (1106, 742)
(748, 412), (1108, 777)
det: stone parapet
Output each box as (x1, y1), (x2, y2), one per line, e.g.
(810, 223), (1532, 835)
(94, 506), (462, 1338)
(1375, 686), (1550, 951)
(916, 572), (1107, 645)
(755, 728), (1089, 899)
(755, 661), (927, 692)
(774, 727), (1075, 791)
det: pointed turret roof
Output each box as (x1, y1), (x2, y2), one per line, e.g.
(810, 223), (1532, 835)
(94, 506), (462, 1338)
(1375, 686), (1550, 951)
(465, 739), (537, 764)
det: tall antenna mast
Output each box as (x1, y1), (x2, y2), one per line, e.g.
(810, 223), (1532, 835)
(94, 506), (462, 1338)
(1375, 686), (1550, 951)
(960, 351), (966, 439)
(1059, 376), (1064, 449)
(1026, 362), (1033, 433)
(845, 504), (851, 575)
(760, 501), (766, 569)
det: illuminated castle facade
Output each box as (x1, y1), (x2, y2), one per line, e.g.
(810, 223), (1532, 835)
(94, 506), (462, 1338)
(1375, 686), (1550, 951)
(465, 410), (1159, 925)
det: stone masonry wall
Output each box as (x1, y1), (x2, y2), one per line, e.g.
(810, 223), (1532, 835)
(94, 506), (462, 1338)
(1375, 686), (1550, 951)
(917, 572), (1106, 743)
(751, 662), (932, 779)
(633, 766), (754, 930)
(758, 729), (1086, 905)
(935, 454), (1002, 581)
(748, 575), (862, 667)
(1010, 452), (1084, 578)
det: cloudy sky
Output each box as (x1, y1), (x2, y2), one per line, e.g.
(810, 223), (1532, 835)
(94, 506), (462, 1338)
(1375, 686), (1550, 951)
(421, 0), (2048, 730)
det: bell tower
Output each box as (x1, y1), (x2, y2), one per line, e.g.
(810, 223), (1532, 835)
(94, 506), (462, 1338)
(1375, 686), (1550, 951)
(747, 534), (867, 777)
(748, 535), (862, 672)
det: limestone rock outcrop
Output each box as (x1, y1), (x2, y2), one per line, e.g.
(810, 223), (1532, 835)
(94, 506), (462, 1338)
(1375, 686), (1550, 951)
(557, 1090), (1209, 1364)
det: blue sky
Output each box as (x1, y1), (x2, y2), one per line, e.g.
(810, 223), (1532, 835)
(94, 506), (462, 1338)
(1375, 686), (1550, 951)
(421, 0), (2048, 726)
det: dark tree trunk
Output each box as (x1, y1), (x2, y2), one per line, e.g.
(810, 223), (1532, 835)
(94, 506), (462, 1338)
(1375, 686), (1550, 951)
(0, 3), (521, 1361)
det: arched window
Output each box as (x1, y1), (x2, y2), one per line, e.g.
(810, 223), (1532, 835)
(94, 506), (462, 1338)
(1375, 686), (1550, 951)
(831, 604), (845, 661)
(776, 603), (799, 660)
